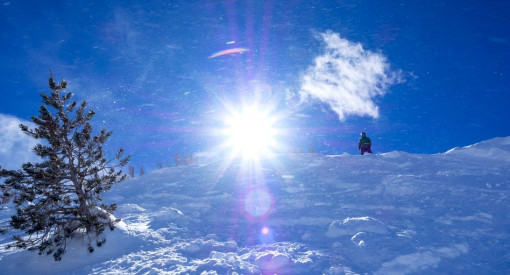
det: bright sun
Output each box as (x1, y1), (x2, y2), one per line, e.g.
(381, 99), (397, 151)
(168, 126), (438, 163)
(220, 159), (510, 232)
(223, 107), (278, 158)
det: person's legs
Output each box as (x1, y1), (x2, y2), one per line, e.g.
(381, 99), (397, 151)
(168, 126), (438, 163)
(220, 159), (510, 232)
(360, 147), (372, 155)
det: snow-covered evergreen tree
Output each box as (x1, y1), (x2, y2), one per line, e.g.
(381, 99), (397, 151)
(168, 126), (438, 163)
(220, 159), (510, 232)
(0, 165), (7, 235)
(0, 72), (129, 261)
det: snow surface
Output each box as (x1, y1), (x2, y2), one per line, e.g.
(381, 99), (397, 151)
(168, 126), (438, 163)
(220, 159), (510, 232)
(1, 137), (510, 274)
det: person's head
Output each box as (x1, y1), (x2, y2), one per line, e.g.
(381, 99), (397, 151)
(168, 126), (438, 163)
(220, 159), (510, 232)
(361, 132), (366, 137)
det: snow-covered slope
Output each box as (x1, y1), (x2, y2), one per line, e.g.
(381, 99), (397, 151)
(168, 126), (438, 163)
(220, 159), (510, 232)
(444, 136), (510, 162)
(1, 137), (510, 274)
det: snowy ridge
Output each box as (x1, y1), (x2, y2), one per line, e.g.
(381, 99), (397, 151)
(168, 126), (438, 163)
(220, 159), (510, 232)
(1, 137), (510, 274)
(444, 136), (510, 162)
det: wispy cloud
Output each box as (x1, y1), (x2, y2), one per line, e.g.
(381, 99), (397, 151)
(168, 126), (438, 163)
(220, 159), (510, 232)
(299, 31), (403, 120)
(0, 114), (39, 169)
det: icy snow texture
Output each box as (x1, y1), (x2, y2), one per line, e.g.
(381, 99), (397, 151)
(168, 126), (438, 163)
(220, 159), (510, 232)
(1, 137), (510, 274)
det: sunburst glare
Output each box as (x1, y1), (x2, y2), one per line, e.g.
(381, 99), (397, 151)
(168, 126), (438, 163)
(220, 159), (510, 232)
(222, 106), (279, 159)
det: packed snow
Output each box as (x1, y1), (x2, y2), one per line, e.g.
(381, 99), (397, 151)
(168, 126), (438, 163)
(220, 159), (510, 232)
(1, 137), (510, 274)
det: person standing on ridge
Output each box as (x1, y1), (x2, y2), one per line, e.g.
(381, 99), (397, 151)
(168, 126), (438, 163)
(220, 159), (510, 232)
(358, 132), (372, 155)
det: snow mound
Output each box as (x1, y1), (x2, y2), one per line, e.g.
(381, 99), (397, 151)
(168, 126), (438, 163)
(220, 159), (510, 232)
(326, 216), (388, 238)
(444, 136), (510, 162)
(0, 224), (143, 274)
(375, 243), (469, 274)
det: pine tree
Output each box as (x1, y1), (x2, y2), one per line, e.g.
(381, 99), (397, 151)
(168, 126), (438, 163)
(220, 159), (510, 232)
(0, 72), (129, 261)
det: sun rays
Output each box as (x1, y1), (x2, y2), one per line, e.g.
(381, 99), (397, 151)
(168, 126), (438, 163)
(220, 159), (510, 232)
(222, 106), (278, 160)
(209, 94), (286, 166)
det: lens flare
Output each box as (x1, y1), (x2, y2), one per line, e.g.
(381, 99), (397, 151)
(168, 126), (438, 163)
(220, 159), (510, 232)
(261, 227), (270, 235)
(259, 226), (274, 244)
(208, 47), (249, 58)
(242, 187), (273, 221)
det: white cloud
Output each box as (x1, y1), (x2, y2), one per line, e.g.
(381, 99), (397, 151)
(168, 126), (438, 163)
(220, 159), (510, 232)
(299, 31), (403, 120)
(0, 114), (39, 169)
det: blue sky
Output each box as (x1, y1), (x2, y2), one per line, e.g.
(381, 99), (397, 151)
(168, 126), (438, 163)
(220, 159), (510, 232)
(1, 0), (509, 170)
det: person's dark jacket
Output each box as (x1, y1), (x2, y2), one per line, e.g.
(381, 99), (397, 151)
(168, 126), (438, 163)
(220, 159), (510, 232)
(358, 135), (371, 149)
